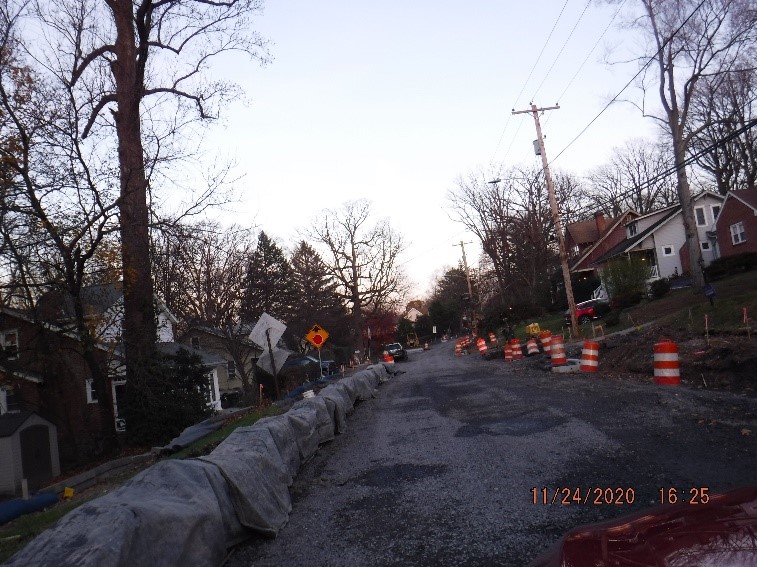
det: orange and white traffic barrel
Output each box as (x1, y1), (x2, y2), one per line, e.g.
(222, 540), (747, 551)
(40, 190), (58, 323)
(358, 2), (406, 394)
(550, 335), (567, 366)
(580, 340), (600, 373)
(539, 331), (552, 354)
(488, 332), (498, 345)
(654, 340), (680, 385)
(383, 351), (394, 364)
(503, 343), (513, 362)
(476, 337), (487, 356)
(526, 338), (539, 356)
(511, 338), (523, 359)
(455, 341), (463, 356)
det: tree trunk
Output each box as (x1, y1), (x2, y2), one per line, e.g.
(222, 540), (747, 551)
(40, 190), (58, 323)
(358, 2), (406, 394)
(671, 118), (705, 290)
(111, 1), (157, 410)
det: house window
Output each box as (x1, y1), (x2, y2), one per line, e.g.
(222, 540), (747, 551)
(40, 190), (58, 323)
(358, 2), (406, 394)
(731, 222), (746, 245)
(695, 206), (707, 226)
(191, 337), (200, 350)
(628, 222), (638, 236)
(1, 387), (20, 414)
(1, 330), (18, 360)
(711, 205), (721, 221)
(227, 360), (237, 380)
(86, 379), (99, 404)
(700, 241), (710, 251)
(661, 245), (675, 256)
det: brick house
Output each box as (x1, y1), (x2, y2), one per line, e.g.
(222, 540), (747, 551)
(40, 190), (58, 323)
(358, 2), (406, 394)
(0, 307), (112, 467)
(713, 188), (757, 257)
(1, 284), (225, 469)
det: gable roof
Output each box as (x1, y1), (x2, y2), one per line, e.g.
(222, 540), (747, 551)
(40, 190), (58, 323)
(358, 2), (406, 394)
(724, 188), (757, 213)
(570, 210), (638, 272)
(0, 411), (35, 437)
(591, 206), (681, 266)
(567, 219), (600, 246)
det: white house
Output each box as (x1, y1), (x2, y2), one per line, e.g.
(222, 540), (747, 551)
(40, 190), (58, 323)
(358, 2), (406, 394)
(591, 191), (724, 281)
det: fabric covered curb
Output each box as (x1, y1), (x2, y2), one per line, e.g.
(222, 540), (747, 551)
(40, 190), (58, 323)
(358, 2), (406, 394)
(4, 365), (393, 567)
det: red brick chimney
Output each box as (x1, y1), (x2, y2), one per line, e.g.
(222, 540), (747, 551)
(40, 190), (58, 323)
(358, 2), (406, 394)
(594, 212), (607, 235)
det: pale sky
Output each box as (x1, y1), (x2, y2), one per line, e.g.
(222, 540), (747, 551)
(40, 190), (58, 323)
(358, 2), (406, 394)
(203, 0), (659, 300)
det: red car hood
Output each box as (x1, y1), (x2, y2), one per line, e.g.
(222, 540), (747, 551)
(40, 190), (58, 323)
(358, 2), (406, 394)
(529, 485), (757, 566)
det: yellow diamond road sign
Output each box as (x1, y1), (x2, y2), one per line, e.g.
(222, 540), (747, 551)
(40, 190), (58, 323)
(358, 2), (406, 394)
(305, 324), (329, 349)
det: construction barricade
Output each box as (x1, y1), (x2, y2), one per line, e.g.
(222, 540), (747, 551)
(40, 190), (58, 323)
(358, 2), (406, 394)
(539, 331), (552, 355)
(653, 340), (680, 385)
(550, 335), (567, 366)
(579, 340), (599, 373)
(526, 338), (539, 356)
(510, 338), (523, 359)
(476, 337), (487, 356)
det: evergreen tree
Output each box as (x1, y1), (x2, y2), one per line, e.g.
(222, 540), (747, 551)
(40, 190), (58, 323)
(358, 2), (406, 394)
(289, 241), (346, 339)
(241, 231), (297, 323)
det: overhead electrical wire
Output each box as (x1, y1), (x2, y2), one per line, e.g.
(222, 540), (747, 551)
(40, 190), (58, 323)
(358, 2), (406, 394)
(530, 0), (593, 103)
(547, 0), (710, 168)
(489, 0), (572, 166)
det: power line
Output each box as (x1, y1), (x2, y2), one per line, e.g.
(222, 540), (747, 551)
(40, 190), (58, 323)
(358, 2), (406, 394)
(547, 0), (710, 167)
(531, 0), (593, 102)
(490, 0), (572, 165)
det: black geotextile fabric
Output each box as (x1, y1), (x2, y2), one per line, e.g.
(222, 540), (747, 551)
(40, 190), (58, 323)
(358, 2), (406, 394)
(4, 365), (390, 567)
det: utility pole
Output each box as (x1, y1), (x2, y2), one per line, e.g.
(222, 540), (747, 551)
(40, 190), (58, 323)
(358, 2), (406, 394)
(454, 241), (476, 334)
(512, 103), (579, 338)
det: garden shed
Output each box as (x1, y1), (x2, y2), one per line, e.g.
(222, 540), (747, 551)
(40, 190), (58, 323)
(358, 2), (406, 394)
(0, 412), (60, 496)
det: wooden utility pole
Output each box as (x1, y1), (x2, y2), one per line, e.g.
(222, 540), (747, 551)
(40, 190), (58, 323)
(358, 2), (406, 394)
(513, 103), (579, 338)
(454, 241), (476, 334)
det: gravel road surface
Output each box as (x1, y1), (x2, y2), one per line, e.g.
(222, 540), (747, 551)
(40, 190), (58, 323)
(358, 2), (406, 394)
(226, 343), (757, 567)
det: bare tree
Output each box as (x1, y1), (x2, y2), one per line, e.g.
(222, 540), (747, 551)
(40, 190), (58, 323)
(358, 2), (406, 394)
(307, 200), (407, 348)
(690, 67), (757, 194)
(0, 7), (121, 452)
(26, 0), (269, 398)
(152, 220), (260, 399)
(587, 138), (678, 215)
(610, 0), (757, 288)
(448, 167), (587, 315)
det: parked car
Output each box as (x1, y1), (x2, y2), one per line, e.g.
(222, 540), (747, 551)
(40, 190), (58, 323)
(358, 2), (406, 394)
(383, 342), (408, 361)
(565, 298), (611, 325)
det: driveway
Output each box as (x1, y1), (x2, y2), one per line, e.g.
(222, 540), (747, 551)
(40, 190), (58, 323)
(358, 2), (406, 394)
(226, 343), (757, 566)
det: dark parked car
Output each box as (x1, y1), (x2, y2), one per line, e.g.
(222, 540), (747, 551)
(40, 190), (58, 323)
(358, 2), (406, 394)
(384, 342), (408, 361)
(565, 298), (611, 325)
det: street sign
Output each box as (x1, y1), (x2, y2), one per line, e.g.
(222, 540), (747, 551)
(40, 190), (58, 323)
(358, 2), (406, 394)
(305, 324), (329, 349)
(249, 313), (286, 349)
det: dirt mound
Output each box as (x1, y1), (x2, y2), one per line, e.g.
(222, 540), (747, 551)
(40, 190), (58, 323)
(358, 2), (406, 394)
(598, 327), (756, 394)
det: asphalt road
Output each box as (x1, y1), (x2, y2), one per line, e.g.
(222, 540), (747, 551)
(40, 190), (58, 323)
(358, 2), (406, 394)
(226, 342), (757, 567)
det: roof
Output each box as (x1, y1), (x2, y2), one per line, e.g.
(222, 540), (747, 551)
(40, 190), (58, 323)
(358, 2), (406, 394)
(567, 219), (600, 246)
(726, 188), (757, 212)
(570, 211), (638, 272)
(155, 342), (226, 367)
(0, 411), (35, 438)
(591, 206), (681, 266)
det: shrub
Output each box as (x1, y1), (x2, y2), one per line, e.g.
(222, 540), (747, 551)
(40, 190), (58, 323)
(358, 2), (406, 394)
(649, 278), (671, 299)
(705, 252), (757, 280)
(602, 256), (650, 303)
(123, 349), (214, 446)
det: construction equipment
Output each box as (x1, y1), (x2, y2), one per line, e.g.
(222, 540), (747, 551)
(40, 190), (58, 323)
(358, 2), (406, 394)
(407, 332), (420, 348)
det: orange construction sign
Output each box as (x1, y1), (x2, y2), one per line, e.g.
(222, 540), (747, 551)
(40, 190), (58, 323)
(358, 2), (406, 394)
(305, 324), (329, 349)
